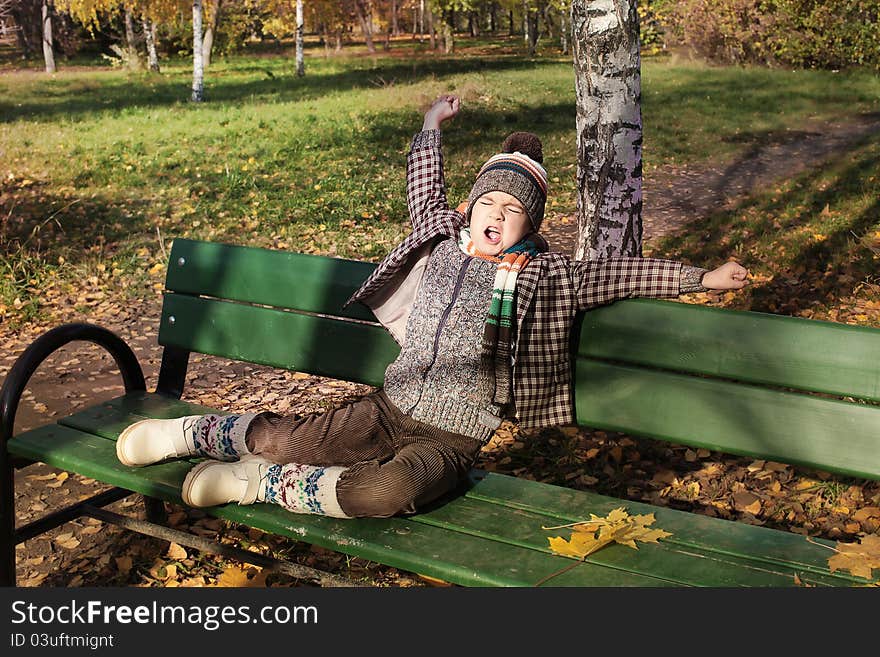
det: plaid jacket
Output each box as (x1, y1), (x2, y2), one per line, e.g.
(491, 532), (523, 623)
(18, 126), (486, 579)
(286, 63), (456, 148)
(344, 130), (708, 431)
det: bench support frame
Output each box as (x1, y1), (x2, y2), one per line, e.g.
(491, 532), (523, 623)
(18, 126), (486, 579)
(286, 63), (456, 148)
(0, 324), (147, 586)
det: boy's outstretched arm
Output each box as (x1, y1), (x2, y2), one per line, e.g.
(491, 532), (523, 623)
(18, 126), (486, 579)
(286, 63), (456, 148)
(571, 256), (749, 312)
(406, 95), (461, 230)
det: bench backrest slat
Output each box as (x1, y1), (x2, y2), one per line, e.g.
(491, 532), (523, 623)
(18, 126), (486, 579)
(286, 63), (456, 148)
(579, 298), (880, 402)
(165, 238), (377, 323)
(159, 293), (399, 387)
(574, 359), (880, 480)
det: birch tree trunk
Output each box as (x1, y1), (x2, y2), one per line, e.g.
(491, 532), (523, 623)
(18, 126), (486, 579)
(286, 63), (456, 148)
(522, 0), (528, 43)
(560, 1), (568, 55)
(192, 0), (204, 102)
(143, 18), (159, 72)
(41, 0), (55, 73)
(571, 0), (643, 260)
(295, 0), (304, 76)
(427, 7), (435, 50)
(202, 0), (222, 68)
(391, 0), (399, 36)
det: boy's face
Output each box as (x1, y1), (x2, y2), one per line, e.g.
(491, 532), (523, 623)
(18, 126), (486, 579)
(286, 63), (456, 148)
(469, 190), (532, 256)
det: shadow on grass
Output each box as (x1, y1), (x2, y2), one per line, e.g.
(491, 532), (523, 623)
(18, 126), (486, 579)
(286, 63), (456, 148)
(0, 56), (549, 124)
(653, 128), (880, 317)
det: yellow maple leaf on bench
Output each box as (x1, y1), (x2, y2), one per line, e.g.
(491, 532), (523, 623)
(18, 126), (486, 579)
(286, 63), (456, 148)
(544, 507), (672, 560)
(827, 534), (880, 581)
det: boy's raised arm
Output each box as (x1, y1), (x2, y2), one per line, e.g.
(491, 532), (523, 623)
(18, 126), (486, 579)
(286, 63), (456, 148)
(406, 95), (462, 230)
(571, 256), (749, 311)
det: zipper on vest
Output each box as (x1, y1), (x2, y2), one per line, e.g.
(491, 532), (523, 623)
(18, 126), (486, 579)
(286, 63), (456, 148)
(406, 255), (473, 415)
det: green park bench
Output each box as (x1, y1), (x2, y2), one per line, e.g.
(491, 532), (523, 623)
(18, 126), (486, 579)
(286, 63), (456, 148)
(3, 237), (880, 587)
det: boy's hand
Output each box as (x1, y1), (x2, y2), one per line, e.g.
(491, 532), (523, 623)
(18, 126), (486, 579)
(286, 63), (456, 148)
(423, 94), (460, 131)
(702, 261), (750, 290)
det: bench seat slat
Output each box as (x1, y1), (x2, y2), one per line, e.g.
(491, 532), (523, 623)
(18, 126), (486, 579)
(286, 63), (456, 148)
(575, 359), (880, 480)
(466, 473), (866, 585)
(48, 393), (870, 586)
(165, 238), (378, 322)
(8, 422), (674, 587)
(158, 294), (399, 387)
(580, 298), (880, 401)
(414, 495), (847, 586)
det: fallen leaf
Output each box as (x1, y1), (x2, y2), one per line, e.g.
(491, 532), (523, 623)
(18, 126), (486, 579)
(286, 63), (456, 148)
(828, 534), (880, 580)
(853, 507), (880, 522)
(212, 565), (268, 588)
(46, 472), (69, 488)
(115, 556), (132, 576)
(545, 507), (672, 560)
(56, 535), (81, 550)
(166, 542), (188, 561)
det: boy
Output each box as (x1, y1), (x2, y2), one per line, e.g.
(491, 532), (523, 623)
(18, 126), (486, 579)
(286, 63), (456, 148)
(116, 94), (749, 519)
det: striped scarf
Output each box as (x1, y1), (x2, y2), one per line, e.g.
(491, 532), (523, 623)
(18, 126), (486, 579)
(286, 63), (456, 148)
(458, 227), (546, 414)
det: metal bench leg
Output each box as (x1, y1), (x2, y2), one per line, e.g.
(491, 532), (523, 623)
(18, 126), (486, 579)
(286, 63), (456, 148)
(143, 496), (167, 524)
(0, 456), (15, 586)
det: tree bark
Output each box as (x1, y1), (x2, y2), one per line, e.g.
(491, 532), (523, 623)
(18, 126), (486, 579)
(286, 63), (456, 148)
(143, 18), (160, 72)
(41, 0), (55, 73)
(295, 0), (304, 76)
(427, 6), (435, 50)
(441, 10), (454, 53)
(560, 2), (568, 55)
(527, 6), (538, 55)
(123, 8), (142, 70)
(192, 0), (204, 102)
(523, 0), (528, 43)
(202, 0), (222, 68)
(571, 0), (643, 260)
(391, 0), (399, 36)
(354, 0), (375, 53)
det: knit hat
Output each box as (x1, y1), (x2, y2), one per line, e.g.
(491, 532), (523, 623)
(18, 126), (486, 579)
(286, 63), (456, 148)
(465, 132), (549, 232)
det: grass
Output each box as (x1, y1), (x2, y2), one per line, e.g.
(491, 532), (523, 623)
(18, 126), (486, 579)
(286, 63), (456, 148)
(1, 38), (879, 327)
(648, 127), (880, 325)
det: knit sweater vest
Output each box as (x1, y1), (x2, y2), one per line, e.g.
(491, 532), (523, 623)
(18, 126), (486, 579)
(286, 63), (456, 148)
(383, 238), (501, 443)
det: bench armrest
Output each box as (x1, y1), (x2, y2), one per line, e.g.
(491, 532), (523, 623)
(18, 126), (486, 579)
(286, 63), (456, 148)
(0, 323), (146, 446)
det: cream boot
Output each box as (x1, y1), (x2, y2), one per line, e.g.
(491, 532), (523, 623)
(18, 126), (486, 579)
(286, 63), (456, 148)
(181, 456), (274, 507)
(116, 413), (256, 467)
(181, 457), (352, 518)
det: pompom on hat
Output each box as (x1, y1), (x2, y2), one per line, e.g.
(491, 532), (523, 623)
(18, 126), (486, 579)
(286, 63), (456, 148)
(465, 132), (549, 232)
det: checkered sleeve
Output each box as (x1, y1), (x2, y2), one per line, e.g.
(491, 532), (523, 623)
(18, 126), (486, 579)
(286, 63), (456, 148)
(572, 257), (683, 312)
(406, 129), (453, 229)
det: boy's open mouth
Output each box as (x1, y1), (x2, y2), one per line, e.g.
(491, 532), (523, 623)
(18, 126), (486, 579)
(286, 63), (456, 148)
(484, 226), (501, 245)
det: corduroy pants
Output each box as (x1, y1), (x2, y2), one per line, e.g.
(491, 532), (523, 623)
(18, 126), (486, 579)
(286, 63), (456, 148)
(244, 389), (484, 518)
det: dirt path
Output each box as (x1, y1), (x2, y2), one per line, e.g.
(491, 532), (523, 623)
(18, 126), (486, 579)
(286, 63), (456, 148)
(540, 112), (880, 254)
(3, 112), (880, 587)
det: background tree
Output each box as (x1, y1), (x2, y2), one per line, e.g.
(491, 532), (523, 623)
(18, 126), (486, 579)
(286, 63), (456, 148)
(571, 0), (644, 260)
(192, 0), (204, 101)
(41, 0), (56, 72)
(201, 0), (222, 67)
(352, 0), (376, 53)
